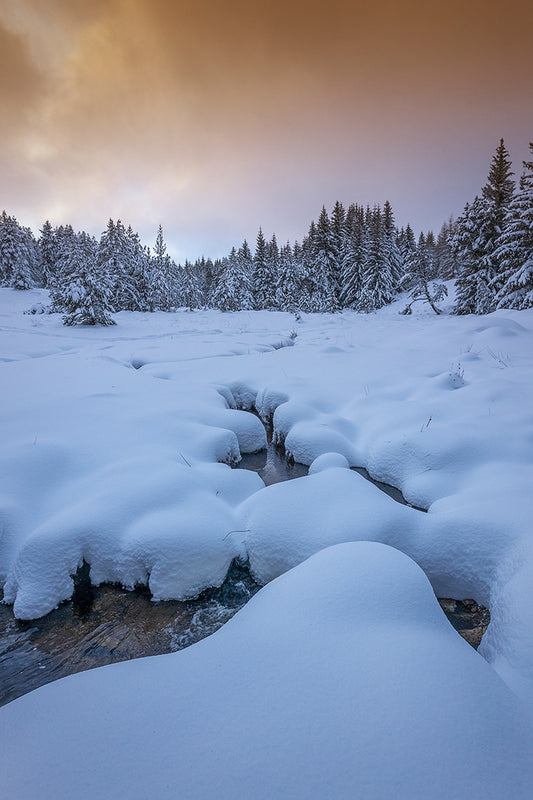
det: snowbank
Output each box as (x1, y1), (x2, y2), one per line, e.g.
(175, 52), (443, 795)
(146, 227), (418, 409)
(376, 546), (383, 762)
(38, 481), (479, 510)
(1, 542), (532, 800)
(1, 288), (533, 710)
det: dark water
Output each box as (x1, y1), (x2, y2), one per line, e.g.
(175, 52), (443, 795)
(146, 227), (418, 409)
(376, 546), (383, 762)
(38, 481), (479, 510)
(0, 428), (487, 707)
(350, 466), (427, 511)
(238, 437), (308, 484)
(0, 562), (259, 707)
(239, 430), (425, 510)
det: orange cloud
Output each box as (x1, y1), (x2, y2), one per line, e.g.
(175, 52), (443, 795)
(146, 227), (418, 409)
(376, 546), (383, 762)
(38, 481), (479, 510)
(1, 0), (532, 259)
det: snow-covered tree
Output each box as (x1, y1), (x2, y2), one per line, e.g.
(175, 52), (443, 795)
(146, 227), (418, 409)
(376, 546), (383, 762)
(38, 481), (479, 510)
(493, 142), (533, 309)
(452, 197), (493, 314)
(60, 233), (115, 326)
(453, 139), (515, 314)
(330, 200), (346, 299)
(97, 219), (142, 311)
(38, 220), (60, 287)
(253, 228), (274, 309)
(400, 233), (448, 315)
(176, 260), (203, 309)
(339, 204), (366, 308)
(276, 242), (301, 312)
(211, 247), (253, 311)
(305, 207), (338, 311)
(382, 200), (403, 291)
(435, 218), (459, 279)
(0, 212), (37, 288)
(146, 225), (176, 311)
(357, 206), (394, 312)
(397, 224), (417, 280)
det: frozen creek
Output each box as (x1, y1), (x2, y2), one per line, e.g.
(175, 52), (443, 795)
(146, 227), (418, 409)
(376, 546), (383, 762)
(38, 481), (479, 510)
(0, 426), (489, 707)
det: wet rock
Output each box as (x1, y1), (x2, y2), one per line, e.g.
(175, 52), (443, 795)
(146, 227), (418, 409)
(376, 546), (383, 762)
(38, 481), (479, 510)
(438, 598), (490, 650)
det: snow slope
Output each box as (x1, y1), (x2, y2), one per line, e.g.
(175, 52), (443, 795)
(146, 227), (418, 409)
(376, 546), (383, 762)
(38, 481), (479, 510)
(1, 542), (532, 800)
(1, 286), (533, 794)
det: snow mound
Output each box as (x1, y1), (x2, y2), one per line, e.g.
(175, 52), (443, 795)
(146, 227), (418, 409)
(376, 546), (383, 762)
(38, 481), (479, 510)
(308, 452), (350, 473)
(284, 420), (358, 465)
(3, 457), (262, 618)
(242, 467), (419, 585)
(200, 408), (267, 454)
(272, 399), (317, 445)
(225, 380), (257, 410)
(1, 542), (532, 800)
(255, 386), (289, 422)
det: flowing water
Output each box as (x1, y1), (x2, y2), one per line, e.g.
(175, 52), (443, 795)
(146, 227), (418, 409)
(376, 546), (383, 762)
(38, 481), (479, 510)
(0, 425), (488, 707)
(0, 562), (259, 707)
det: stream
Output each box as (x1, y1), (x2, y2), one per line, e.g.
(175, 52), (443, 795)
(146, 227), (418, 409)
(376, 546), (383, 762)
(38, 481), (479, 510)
(0, 430), (489, 707)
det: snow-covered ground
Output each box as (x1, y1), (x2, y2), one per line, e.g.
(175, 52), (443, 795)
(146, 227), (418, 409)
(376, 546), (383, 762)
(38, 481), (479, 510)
(1, 286), (533, 797)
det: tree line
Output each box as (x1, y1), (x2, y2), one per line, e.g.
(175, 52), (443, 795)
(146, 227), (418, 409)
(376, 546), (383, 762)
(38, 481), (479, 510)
(0, 140), (531, 324)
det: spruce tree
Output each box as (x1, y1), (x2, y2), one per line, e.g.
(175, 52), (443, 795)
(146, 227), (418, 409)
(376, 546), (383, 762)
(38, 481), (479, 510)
(306, 207), (338, 311)
(147, 225), (176, 311)
(276, 242), (301, 312)
(382, 200), (403, 291)
(61, 233), (115, 326)
(357, 206), (394, 312)
(453, 139), (515, 314)
(400, 233), (448, 314)
(435, 218), (459, 279)
(339, 204), (366, 308)
(330, 200), (346, 299)
(38, 221), (59, 287)
(97, 219), (141, 311)
(0, 212), (32, 287)
(493, 143), (533, 309)
(265, 234), (280, 308)
(253, 228), (273, 309)
(211, 247), (253, 311)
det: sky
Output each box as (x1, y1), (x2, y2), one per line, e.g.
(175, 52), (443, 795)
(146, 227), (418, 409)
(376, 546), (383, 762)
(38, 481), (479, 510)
(1, 0), (532, 262)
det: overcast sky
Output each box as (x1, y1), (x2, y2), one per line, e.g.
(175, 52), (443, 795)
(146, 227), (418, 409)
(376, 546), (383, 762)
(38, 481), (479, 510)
(1, 0), (532, 261)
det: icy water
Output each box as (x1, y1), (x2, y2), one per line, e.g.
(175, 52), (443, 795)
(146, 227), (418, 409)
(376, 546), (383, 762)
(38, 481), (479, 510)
(0, 562), (259, 707)
(0, 430), (488, 707)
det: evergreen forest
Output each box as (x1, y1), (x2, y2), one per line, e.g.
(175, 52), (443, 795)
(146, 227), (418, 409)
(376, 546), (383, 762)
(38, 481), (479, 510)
(1, 140), (531, 325)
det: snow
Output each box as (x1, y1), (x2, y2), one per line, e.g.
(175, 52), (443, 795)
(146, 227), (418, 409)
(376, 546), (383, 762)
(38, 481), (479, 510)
(1, 287), (533, 794)
(1, 542), (533, 800)
(308, 451), (350, 473)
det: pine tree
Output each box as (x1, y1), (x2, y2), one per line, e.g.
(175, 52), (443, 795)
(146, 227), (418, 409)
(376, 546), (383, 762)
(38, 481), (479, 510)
(493, 142), (533, 309)
(253, 228), (273, 309)
(239, 239), (254, 290)
(276, 242), (301, 312)
(147, 225), (176, 311)
(357, 206), (394, 312)
(306, 207), (338, 311)
(176, 260), (203, 309)
(453, 139), (515, 314)
(330, 200), (346, 300)
(382, 200), (403, 291)
(60, 233), (115, 326)
(125, 225), (151, 311)
(435, 218), (459, 279)
(96, 219), (141, 311)
(400, 233), (448, 314)
(211, 247), (253, 311)
(0, 211), (36, 287)
(397, 224), (417, 286)
(339, 204), (366, 308)
(38, 221), (59, 287)
(452, 197), (493, 314)
(265, 234), (280, 308)
(299, 221), (317, 311)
